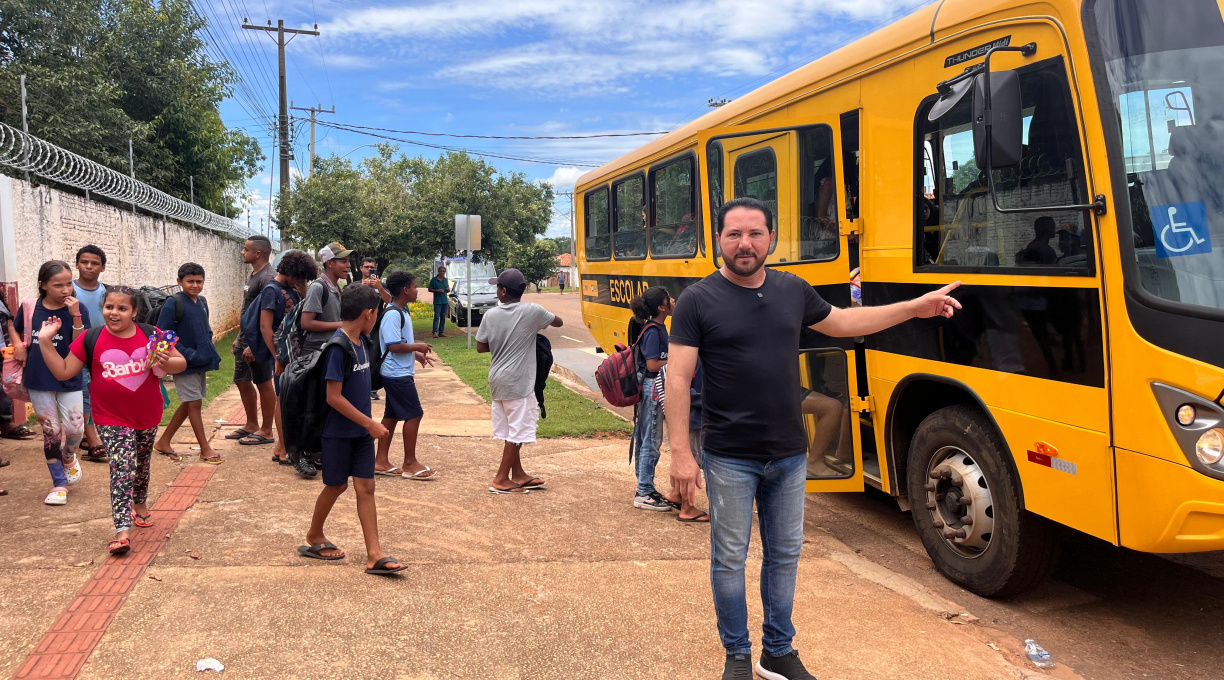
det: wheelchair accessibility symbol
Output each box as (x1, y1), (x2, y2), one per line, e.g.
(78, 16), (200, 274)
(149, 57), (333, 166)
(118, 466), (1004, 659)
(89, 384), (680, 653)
(1150, 201), (1213, 258)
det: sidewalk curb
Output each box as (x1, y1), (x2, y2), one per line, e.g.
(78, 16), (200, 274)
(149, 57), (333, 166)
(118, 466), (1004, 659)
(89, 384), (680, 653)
(549, 365), (632, 423)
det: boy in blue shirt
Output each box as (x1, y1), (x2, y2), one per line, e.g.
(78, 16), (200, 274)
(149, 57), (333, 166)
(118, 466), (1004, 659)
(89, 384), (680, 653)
(73, 245), (108, 463)
(374, 271), (436, 479)
(153, 263), (223, 464)
(298, 284), (406, 575)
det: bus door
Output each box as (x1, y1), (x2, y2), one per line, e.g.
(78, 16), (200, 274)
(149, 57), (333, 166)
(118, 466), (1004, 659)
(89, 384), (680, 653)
(699, 122), (865, 492)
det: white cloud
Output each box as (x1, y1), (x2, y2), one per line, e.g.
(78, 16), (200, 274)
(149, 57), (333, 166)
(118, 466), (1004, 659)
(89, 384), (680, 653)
(324, 0), (934, 94)
(540, 167), (585, 192)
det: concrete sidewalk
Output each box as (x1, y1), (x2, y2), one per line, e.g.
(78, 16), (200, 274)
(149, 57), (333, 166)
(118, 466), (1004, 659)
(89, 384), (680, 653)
(0, 361), (1053, 680)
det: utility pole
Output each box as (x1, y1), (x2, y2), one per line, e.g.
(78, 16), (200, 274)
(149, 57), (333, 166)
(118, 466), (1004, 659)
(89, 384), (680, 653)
(128, 138), (136, 214)
(189, 176), (194, 205)
(290, 101), (334, 177)
(19, 75), (29, 183)
(242, 18), (319, 233)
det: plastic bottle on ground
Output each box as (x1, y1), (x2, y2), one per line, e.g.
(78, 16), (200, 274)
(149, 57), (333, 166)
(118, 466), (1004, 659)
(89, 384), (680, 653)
(1024, 639), (1056, 669)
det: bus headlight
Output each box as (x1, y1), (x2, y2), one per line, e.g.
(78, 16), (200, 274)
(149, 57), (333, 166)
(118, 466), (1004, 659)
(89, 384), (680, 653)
(1177, 404), (1197, 426)
(1196, 429), (1224, 466)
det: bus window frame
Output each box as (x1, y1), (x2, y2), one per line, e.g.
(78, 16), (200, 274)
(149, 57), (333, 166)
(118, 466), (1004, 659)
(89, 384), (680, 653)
(611, 171), (648, 261)
(583, 185), (612, 262)
(840, 110), (861, 222)
(648, 151), (701, 260)
(911, 59), (1097, 278)
(707, 139), (724, 267)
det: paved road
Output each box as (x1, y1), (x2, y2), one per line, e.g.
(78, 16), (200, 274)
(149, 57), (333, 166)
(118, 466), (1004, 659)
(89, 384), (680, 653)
(525, 292), (604, 392)
(529, 290), (1224, 679)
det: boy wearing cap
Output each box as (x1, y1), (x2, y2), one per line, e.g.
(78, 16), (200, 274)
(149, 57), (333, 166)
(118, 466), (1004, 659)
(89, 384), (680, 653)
(301, 242), (352, 354)
(476, 269), (563, 494)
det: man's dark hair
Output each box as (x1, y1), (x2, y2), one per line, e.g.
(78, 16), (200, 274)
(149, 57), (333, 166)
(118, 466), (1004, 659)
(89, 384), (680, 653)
(276, 250), (319, 281)
(178, 262), (205, 280)
(1035, 216), (1057, 239)
(501, 283), (525, 302)
(76, 244), (106, 266)
(247, 235), (273, 256)
(385, 270), (416, 298)
(362, 257), (377, 266)
(717, 197), (774, 234)
(339, 283), (381, 321)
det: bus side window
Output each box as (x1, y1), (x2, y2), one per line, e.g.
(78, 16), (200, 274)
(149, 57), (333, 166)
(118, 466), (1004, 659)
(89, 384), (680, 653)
(584, 187), (611, 260)
(915, 56), (1091, 272)
(707, 140), (724, 260)
(613, 175), (647, 260)
(650, 156), (698, 258)
(840, 112), (860, 221)
(733, 148), (780, 255)
(798, 126), (840, 262)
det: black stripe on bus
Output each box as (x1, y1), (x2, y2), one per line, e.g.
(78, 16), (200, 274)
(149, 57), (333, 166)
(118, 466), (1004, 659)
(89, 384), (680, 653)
(862, 282), (1105, 389)
(580, 274), (1105, 388)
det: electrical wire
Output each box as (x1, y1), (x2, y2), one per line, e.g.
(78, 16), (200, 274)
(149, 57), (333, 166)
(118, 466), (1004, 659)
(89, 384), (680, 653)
(293, 120), (670, 140)
(313, 120), (605, 167)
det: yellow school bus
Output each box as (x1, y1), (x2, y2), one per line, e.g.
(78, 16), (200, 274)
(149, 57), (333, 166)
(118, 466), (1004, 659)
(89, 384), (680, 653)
(575, 0), (1224, 596)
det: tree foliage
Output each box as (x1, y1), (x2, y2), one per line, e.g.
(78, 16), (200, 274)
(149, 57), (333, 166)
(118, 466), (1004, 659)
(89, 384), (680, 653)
(283, 147), (557, 276)
(0, 0), (263, 214)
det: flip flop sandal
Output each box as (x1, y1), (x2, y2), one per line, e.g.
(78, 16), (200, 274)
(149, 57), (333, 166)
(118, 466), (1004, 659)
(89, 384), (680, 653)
(297, 542), (345, 561)
(0, 489), (8, 496)
(1, 427), (34, 440)
(519, 476), (545, 489)
(224, 429), (254, 440)
(365, 556), (408, 575)
(677, 512), (710, 523)
(0, 458), (9, 468)
(271, 455), (292, 466)
(375, 467), (403, 476)
(403, 466), (437, 480)
(488, 483), (530, 495)
(155, 449), (183, 462)
(200, 455), (225, 465)
(108, 538), (130, 555)
(238, 434), (275, 446)
(81, 446), (109, 463)
(133, 511), (155, 528)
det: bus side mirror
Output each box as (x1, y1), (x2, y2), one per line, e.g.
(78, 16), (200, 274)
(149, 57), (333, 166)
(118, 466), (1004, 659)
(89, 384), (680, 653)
(973, 69), (1023, 168)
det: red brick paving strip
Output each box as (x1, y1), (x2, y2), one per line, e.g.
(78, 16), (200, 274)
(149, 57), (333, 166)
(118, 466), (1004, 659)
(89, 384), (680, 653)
(13, 466), (216, 680)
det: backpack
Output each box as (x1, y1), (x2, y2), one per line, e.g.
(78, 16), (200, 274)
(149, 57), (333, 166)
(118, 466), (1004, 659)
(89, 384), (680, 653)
(368, 306), (406, 392)
(81, 323), (159, 369)
(279, 333), (356, 461)
(535, 333), (553, 419)
(594, 319), (663, 408)
(1, 298), (35, 401)
(241, 281), (283, 362)
(144, 290), (201, 329)
(276, 279), (330, 364)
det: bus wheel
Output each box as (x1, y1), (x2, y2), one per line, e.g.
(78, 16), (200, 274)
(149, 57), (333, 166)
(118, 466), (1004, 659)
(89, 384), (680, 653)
(906, 405), (1058, 597)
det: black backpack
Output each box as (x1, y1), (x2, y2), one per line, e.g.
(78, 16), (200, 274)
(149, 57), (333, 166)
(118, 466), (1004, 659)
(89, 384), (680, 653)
(137, 289), (203, 329)
(81, 323), (159, 368)
(279, 333), (359, 462)
(368, 306), (406, 392)
(535, 333), (553, 419)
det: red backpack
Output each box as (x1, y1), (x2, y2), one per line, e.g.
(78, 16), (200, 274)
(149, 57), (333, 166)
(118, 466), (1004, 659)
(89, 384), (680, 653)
(595, 320), (663, 407)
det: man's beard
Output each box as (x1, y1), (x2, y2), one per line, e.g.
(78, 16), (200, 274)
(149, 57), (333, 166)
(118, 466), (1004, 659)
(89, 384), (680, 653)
(724, 250), (765, 277)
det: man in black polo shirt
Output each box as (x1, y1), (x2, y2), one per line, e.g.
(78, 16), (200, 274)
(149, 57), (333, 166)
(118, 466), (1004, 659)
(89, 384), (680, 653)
(666, 197), (961, 680)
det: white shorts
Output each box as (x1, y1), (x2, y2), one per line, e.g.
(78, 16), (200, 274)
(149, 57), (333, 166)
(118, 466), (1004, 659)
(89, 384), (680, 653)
(492, 396), (539, 444)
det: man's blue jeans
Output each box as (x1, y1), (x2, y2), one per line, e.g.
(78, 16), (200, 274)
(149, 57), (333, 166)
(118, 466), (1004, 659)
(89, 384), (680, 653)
(704, 451), (807, 656)
(432, 304), (448, 334)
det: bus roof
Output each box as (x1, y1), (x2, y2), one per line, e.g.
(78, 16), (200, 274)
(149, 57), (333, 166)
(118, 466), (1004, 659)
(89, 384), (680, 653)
(575, 0), (1076, 190)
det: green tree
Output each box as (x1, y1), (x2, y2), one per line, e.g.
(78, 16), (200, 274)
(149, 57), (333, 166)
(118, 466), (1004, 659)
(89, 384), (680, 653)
(283, 148), (556, 271)
(505, 238), (558, 288)
(0, 0), (262, 214)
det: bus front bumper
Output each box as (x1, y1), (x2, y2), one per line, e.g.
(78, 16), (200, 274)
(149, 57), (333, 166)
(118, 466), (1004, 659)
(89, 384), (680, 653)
(1117, 447), (1224, 553)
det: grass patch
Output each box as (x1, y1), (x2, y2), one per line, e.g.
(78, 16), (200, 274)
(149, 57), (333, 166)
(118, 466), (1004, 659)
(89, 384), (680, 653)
(160, 330), (239, 426)
(411, 314), (631, 438)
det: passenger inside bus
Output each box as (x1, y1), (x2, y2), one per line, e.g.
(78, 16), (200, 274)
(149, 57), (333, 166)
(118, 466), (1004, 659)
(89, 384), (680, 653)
(1016, 216), (1059, 265)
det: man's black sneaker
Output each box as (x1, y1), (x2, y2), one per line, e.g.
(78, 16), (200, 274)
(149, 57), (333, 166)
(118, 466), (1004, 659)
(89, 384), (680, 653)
(756, 650), (816, 680)
(294, 456), (318, 479)
(654, 491), (681, 510)
(722, 653), (752, 680)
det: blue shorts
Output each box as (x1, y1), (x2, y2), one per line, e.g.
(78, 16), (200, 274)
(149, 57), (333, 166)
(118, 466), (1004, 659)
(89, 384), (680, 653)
(382, 375), (424, 422)
(321, 435), (375, 487)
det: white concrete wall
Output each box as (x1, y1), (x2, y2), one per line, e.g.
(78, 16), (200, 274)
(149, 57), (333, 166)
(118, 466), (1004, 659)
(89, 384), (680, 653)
(5, 178), (246, 338)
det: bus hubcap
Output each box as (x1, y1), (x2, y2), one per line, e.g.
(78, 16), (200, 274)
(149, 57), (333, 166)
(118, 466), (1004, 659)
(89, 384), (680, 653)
(923, 446), (995, 558)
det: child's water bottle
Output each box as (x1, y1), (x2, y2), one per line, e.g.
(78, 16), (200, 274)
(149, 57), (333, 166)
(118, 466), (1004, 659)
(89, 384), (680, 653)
(1024, 639), (1055, 669)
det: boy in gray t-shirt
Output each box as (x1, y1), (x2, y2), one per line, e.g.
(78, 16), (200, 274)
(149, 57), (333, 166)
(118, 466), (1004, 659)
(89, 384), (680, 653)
(476, 269), (561, 494)
(300, 242), (351, 353)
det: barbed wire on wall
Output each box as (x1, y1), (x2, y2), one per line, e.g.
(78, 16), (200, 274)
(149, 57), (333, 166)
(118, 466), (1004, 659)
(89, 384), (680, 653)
(0, 122), (278, 249)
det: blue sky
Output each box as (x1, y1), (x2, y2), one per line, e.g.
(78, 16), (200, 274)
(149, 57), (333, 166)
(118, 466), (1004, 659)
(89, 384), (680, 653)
(200, 0), (933, 239)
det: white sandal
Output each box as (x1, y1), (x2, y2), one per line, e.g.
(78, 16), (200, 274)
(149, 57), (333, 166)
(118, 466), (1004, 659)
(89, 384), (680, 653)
(44, 487), (67, 506)
(374, 467), (402, 476)
(403, 466), (437, 480)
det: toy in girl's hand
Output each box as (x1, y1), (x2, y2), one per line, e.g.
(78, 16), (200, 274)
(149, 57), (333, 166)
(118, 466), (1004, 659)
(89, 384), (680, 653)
(145, 328), (179, 372)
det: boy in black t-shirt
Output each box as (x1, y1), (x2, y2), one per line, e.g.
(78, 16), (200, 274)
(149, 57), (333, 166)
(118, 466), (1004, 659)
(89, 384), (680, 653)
(297, 284), (406, 575)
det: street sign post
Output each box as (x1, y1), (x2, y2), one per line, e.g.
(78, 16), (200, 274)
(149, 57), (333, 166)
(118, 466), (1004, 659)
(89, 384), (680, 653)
(455, 215), (482, 348)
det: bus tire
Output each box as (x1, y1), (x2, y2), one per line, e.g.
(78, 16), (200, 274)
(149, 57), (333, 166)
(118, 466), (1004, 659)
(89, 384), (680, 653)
(906, 405), (1058, 597)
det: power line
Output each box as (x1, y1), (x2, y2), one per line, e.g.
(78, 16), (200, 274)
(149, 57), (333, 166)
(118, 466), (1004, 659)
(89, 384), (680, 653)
(295, 120), (670, 140)
(310, 0), (335, 107)
(313, 120), (604, 167)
